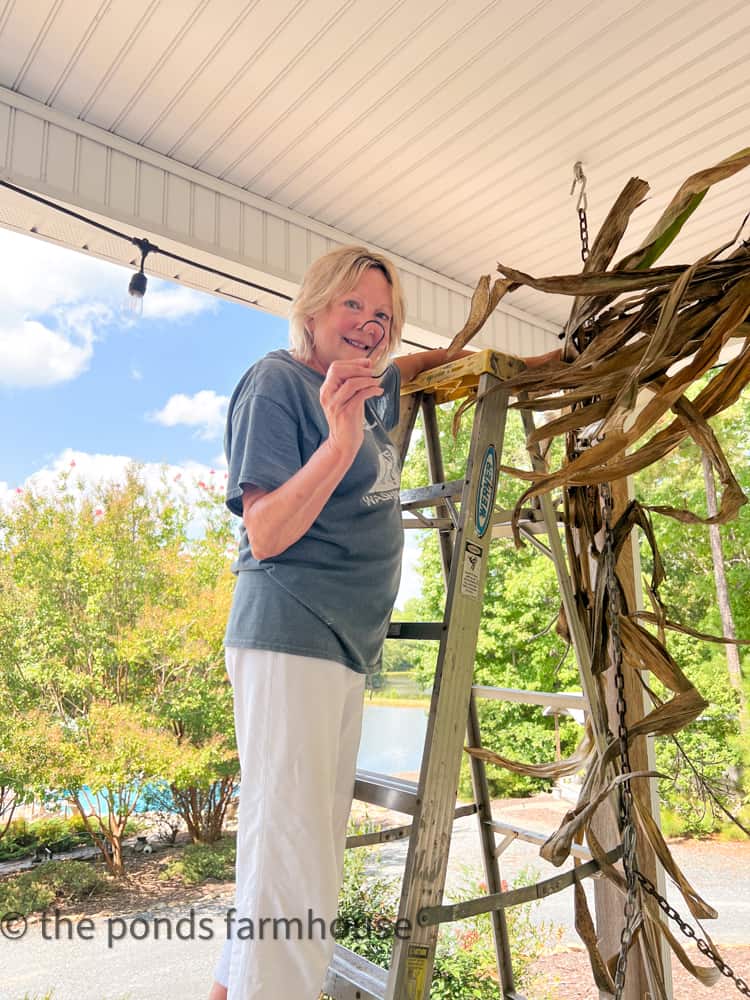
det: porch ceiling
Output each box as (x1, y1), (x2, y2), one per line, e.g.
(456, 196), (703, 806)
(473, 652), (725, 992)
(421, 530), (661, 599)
(1, 0), (748, 331)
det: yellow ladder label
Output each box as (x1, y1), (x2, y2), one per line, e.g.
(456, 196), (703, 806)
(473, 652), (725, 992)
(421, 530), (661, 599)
(405, 945), (430, 999)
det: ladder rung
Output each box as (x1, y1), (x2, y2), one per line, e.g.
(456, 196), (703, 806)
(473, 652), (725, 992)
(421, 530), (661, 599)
(489, 819), (592, 862)
(402, 517), (453, 530)
(324, 944), (387, 1000)
(354, 770), (419, 814)
(387, 621), (444, 640)
(418, 846), (622, 926)
(347, 803), (478, 849)
(399, 480), (464, 511)
(353, 771), (479, 824)
(472, 685), (586, 710)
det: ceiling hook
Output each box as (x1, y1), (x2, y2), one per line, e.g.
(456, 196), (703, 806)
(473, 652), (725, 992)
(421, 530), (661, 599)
(570, 160), (588, 212)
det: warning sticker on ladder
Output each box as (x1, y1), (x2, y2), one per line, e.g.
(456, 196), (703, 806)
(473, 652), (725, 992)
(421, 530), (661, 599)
(460, 541), (483, 599)
(405, 944), (430, 998)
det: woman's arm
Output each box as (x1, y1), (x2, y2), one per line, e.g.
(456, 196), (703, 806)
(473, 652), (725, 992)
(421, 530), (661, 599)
(522, 347), (563, 368)
(241, 357), (382, 560)
(242, 438), (352, 560)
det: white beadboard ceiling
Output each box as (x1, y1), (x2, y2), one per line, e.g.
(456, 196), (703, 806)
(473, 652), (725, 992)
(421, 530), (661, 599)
(0, 0), (748, 330)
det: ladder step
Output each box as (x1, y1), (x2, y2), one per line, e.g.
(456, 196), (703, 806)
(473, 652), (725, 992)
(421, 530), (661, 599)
(386, 621), (444, 640)
(399, 480), (464, 511)
(324, 943), (387, 1000)
(489, 819), (592, 862)
(353, 771), (479, 825)
(354, 770), (419, 815)
(347, 803), (478, 850)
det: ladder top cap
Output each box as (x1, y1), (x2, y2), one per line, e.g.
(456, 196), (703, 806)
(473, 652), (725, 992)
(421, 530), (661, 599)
(400, 349), (525, 404)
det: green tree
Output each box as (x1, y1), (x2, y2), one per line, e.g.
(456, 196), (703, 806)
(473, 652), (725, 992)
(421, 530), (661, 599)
(42, 702), (184, 875)
(635, 391), (750, 825)
(0, 467), (240, 861)
(116, 525), (238, 843)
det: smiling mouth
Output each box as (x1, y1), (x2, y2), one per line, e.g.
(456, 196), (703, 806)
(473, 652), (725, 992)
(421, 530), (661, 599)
(343, 337), (369, 350)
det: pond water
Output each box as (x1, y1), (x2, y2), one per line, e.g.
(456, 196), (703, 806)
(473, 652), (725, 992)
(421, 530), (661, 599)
(52, 705), (430, 818)
(357, 703), (428, 775)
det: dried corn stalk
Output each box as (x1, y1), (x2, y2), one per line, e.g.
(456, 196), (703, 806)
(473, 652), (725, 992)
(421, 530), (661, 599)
(460, 148), (750, 996)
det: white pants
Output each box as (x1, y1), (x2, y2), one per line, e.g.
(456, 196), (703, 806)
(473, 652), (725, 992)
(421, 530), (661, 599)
(213, 647), (366, 999)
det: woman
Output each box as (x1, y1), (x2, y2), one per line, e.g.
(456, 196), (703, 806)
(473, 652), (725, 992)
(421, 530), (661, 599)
(209, 246), (469, 999)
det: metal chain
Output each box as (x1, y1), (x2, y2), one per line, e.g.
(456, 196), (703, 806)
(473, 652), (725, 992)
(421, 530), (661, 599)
(600, 480), (639, 999)
(571, 161), (590, 262)
(637, 872), (750, 995)
(578, 207), (590, 262)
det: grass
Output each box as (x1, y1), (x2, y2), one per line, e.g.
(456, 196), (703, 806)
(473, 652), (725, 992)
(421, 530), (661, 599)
(716, 804), (750, 841)
(659, 804), (750, 841)
(366, 694), (430, 707)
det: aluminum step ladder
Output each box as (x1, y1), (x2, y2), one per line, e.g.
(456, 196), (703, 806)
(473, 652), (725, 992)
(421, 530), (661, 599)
(323, 349), (568, 1000)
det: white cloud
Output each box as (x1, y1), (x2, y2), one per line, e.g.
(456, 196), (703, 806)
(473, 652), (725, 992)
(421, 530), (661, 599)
(142, 284), (218, 321)
(149, 389), (229, 440)
(0, 317), (95, 387)
(0, 229), (217, 389)
(130, 367), (143, 381)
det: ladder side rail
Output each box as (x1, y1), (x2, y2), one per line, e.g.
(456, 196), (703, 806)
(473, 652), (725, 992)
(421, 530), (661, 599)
(391, 390), (422, 466)
(420, 393), (455, 584)
(467, 692), (518, 997)
(422, 390), (518, 996)
(385, 371), (512, 1000)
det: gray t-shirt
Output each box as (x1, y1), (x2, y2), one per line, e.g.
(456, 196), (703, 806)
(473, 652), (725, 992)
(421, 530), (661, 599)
(223, 348), (403, 673)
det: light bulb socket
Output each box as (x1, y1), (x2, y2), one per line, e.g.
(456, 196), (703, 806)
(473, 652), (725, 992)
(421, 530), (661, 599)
(129, 271), (147, 298)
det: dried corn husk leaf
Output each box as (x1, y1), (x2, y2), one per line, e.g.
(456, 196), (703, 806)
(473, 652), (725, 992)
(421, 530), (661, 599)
(465, 721), (595, 779)
(618, 147), (750, 271)
(632, 611), (750, 645)
(465, 151), (750, 995)
(446, 274), (513, 357)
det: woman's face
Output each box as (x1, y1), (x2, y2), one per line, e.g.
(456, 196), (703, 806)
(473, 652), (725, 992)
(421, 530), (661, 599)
(306, 268), (393, 375)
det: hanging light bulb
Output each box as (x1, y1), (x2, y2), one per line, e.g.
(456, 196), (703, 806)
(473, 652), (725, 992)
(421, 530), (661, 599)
(128, 269), (147, 315)
(127, 238), (157, 316)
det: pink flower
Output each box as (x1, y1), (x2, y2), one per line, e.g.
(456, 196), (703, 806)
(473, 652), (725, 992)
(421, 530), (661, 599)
(210, 469), (215, 475)
(174, 473), (182, 481)
(95, 509), (103, 517)
(70, 459), (76, 467)
(15, 487), (22, 494)
(198, 481), (206, 488)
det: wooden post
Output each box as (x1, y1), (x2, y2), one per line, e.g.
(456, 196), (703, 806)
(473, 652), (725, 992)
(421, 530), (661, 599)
(589, 475), (672, 999)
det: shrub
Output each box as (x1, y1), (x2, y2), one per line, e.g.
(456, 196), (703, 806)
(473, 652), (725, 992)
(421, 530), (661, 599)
(323, 839), (561, 1000)
(0, 861), (105, 917)
(160, 836), (236, 884)
(0, 814), (98, 861)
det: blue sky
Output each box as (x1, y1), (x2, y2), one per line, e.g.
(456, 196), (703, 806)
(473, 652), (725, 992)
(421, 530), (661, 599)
(0, 228), (421, 603)
(0, 228), (287, 487)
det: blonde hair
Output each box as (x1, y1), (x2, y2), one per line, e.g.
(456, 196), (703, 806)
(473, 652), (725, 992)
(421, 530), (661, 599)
(289, 245), (405, 361)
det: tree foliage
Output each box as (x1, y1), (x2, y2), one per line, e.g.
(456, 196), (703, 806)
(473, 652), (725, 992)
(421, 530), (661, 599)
(0, 467), (239, 868)
(400, 389), (750, 812)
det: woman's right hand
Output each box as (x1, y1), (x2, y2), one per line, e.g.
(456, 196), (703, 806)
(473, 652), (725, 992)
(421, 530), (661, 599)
(319, 357), (384, 462)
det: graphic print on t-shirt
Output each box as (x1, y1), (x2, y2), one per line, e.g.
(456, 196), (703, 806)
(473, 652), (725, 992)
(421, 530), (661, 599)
(362, 433), (401, 507)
